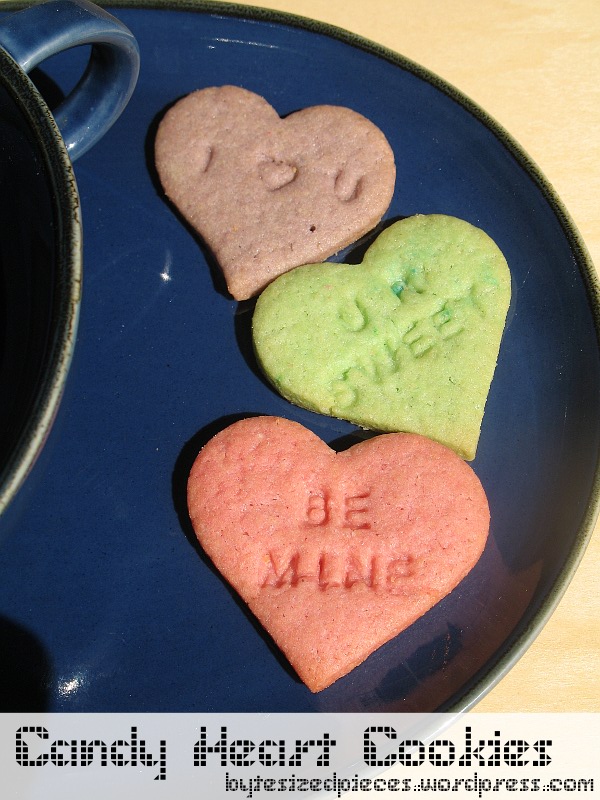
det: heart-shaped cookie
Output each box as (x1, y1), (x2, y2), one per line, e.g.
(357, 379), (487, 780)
(187, 416), (490, 692)
(253, 214), (511, 460)
(154, 85), (395, 300)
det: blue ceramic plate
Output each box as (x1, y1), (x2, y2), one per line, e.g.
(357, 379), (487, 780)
(1, 1), (599, 713)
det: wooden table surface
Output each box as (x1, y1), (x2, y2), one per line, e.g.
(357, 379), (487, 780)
(3, 0), (598, 712)
(222, 0), (600, 713)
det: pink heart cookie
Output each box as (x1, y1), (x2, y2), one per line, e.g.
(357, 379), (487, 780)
(155, 85), (396, 300)
(187, 416), (490, 692)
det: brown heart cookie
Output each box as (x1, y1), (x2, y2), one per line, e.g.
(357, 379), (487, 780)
(187, 416), (490, 692)
(155, 86), (396, 300)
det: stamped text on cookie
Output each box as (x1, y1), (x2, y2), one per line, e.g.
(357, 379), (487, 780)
(304, 488), (372, 529)
(258, 486), (419, 593)
(261, 549), (415, 593)
(331, 281), (487, 410)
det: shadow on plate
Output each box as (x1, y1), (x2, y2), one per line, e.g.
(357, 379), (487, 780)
(0, 615), (52, 711)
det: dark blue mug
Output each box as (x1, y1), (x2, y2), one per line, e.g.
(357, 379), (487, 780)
(0, 0), (139, 512)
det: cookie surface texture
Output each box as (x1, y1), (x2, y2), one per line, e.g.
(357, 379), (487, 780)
(187, 416), (490, 693)
(154, 85), (396, 300)
(253, 214), (511, 460)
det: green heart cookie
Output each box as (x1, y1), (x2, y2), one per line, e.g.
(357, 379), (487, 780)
(252, 214), (511, 460)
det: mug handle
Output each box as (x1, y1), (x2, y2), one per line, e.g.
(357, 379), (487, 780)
(0, 0), (140, 160)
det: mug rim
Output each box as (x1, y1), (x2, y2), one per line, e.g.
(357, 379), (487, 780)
(0, 46), (82, 514)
